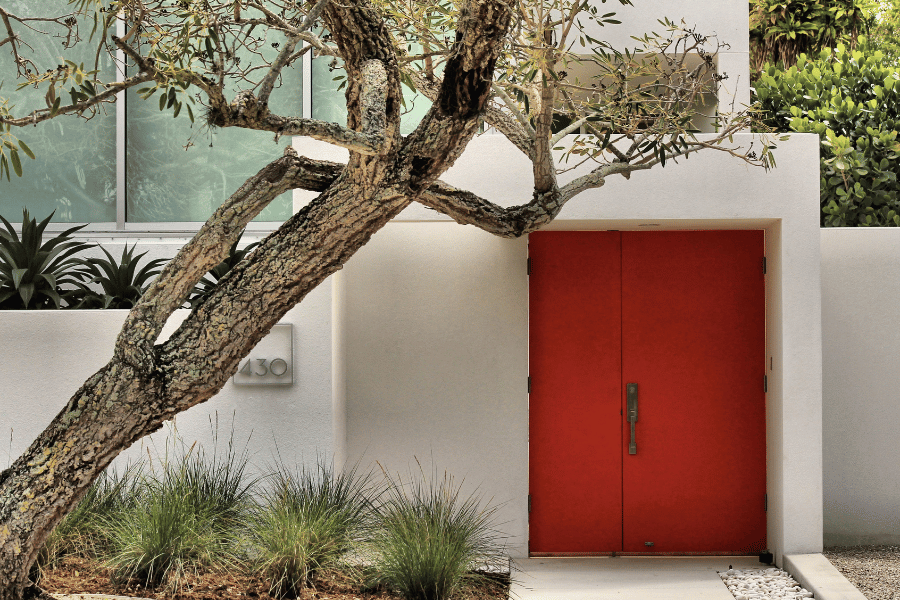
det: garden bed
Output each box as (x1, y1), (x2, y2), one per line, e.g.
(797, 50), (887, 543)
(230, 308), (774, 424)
(33, 429), (510, 600)
(41, 557), (509, 600)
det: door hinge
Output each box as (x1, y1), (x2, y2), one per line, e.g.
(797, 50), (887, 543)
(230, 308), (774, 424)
(527, 257), (532, 275)
(764, 493), (768, 512)
(527, 376), (532, 394)
(764, 375), (768, 393)
(762, 256), (767, 275)
(528, 494), (532, 513)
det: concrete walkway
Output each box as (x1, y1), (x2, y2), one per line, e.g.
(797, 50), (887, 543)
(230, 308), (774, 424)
(510, 556), (763, 600)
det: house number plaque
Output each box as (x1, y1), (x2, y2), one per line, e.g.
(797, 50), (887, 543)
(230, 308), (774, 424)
(232, 323), (294, 386)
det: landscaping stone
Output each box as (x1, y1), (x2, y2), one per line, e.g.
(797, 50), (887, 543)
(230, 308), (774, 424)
(720, 567), (815, 600)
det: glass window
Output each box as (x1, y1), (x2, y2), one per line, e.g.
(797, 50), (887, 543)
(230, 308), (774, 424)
(0, 6), (435, 228)
(126, 35), (301, 223)
(0, 0), (116, 223)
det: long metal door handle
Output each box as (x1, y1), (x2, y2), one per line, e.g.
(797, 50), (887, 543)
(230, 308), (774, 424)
(626, 383), (638, 455)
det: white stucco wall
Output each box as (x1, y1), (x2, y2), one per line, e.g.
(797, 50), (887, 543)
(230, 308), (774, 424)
(0, 279), (335, 474)
(332, 132), (823, 561)
(339, 223), (529, 555)
(821, 228), (900, 546)
(576, 0), (751, 112)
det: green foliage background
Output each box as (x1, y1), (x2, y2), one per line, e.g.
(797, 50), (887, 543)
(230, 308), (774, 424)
(755, 40), (900, 226)
(749, 0), (870, 72)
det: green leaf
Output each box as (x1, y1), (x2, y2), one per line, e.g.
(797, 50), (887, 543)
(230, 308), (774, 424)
(18, 282), (34, 308)
(50, 96), (61, 117)
(44, 289), (62, 309)
(9, 148), (21, 177)
(11, 267), (27, 288)
(17, 139), (34, 160)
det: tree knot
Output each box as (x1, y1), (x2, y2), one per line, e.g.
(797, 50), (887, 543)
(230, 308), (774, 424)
(231, 90), (263, 121)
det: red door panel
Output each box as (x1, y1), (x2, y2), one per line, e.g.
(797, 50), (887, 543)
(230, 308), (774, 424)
(621, 231), (766, 553)
(528, 232), (623, 553)
(529, 230), (766, 555)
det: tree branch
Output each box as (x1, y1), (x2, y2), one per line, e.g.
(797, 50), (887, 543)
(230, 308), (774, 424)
(114, 148), (342, 374)
(0, 7), (29, 77)
(404, 67), (535, 159)
(253, 0), (334, 105)
(416, 178), (564, 238)
(113, 34), (224, 104)
(0, 71), (152, 127)
(359, 59), (388, 150)
(258, 114), (385, 154)
(533, 70), (558, 193)
(257, 33), (301, 105)
(417, 128), (773, 238)
(296, 31), (341, 58)
(490, 81), (534, 135)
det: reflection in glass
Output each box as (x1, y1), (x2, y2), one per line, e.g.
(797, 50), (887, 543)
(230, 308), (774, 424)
(0, 0), (116, 223)
(126, 34), (301, 223)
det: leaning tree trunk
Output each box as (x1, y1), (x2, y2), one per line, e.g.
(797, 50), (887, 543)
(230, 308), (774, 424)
(0, 0), (512, 595)
(0, 176), (408, 598)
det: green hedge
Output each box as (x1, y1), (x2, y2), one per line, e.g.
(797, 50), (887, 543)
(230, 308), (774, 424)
(754, 39), (900, 226)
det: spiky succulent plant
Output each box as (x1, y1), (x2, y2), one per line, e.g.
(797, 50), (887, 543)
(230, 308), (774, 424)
(0, 209), (93, 309)
(73, 244), (168, 309)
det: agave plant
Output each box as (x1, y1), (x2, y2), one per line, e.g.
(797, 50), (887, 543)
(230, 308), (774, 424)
(186, 232), (259, 308)
(74, 244), (167, 309)
(0, 209), (93, 309)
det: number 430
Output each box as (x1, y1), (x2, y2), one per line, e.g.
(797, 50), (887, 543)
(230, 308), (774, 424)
(238, 358), (289, 377)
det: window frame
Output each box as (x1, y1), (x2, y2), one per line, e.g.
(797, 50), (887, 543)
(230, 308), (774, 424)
(44, 19), (313, 237)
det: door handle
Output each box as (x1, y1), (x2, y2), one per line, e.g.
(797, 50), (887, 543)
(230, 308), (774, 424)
(626, 383), (638, 455)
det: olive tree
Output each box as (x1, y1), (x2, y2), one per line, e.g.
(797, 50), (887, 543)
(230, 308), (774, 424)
(0, 0), (772, 597)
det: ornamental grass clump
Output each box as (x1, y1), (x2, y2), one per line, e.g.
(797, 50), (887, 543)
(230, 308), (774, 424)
(247, 461), (374, 598)
(34, 465), (141, 576)
(368, 468), (507, 600)
(103, 428), (254, 592)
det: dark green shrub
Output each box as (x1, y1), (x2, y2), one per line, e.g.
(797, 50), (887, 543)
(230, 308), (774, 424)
(0, 209), (93, 309)
(73, 244), (167, 309)
(754, 38), (900, 226)
(368, 469), (507, 600)
(750, 0), (869, 74)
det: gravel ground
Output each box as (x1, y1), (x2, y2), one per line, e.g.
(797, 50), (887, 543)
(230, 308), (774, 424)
(824, 546), (900, 600)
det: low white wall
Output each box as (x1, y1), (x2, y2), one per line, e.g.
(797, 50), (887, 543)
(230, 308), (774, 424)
(0, 280), (335, 474)
(821, 228), (900, 547)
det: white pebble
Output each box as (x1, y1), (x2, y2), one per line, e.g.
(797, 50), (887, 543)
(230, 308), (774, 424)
(719, 567), (815, 600)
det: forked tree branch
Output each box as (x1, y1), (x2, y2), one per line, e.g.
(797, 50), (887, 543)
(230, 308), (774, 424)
(114, 148), (340, 373)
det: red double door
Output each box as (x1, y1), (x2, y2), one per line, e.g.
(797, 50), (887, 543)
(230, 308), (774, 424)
(528, 230), (766, 555)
